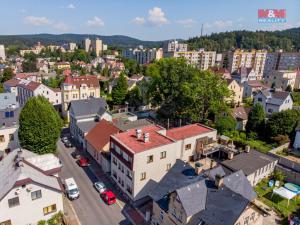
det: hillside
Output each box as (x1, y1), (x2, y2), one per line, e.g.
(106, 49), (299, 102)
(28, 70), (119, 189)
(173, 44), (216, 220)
(187, 27), (300, 52)
(0, 33), (163, 49)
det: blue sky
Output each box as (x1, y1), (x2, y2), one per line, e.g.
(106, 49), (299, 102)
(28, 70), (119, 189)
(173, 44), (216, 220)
(1, 0), (300, 40)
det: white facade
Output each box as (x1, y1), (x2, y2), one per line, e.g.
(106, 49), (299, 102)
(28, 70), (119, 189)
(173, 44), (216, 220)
(84, 38), (91, 52)
(0, 183), (63, 225)
(294, 130), (300, 149)
(0, 45), (6, 61)
(0, 126), (18, 153)
(163, 41), (188, 53)
(265, 70), (297, 91)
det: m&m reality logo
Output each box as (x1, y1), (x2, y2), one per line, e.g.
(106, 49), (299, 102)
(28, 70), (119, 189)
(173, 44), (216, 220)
(258, 9), (286, 23)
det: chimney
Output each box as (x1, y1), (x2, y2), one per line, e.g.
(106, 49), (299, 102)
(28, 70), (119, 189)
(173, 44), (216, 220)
(143, 132), (150, 142)
(228, 151), (234, 160)
(215, 174), (224, 189)
(245, 145), (250, 153)
(136, 129), (142, 139)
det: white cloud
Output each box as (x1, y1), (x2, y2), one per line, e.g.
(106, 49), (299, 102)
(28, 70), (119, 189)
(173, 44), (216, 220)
(67, 4), (75, 9)
(133, 7), (168, 27)
(132, 17), (145, 25)
(86, 16), (104, 27)
(24, 16), (53, 26)
(53, 22), (69, 31)
(176, 19), (197, 28)
(148, 7), (168, 26)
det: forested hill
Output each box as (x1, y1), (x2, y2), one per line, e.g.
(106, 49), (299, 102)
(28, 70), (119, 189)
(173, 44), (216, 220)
(0, 33), (163, 49)
(187, 27), (300, 52)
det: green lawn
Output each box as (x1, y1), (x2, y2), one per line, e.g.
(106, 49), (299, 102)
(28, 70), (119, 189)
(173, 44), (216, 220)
(255, 179), (300, 217)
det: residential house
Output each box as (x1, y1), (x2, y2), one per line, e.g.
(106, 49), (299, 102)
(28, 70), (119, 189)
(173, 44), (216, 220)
(0, 93), (20, 159)
(231, 67), (260, 84)
(210, 67), (232, 79)
(110, 123), (217, 201)
(231, 106), (250, 131)
(221, 149), (278, 186)
(253, 90), (293, 115)
(16, 79), (61, 107)
(265, 70), (297, 91)
(0, 149), (63, 225)
(150, 160), (263, 225)
(243, 80), (268, 99)
(108, 75), (144, 94)
(69, 97), (111, 148)
(226, 79), (243, 106)
(3, 79), (21, 98)
(61, 75), (100, 117)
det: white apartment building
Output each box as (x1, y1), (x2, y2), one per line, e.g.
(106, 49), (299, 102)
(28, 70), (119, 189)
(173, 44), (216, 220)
(16, 80), (61, 106)
(83, 38), (92, 52)
(69, 42), (77, 51)
(265, 70), (297, 91)
(122, 47), (162, 64)
(163, 40), (188, 53)
(171, 50), (216, 70)
(0, 44), (6, 61)
(94, 38), (103, 57)
(0, 149), (63, 225)
(110, 123), (217, 201)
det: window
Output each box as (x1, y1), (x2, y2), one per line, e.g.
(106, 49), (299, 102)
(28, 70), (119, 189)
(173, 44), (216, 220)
(43, 204), (57, 215)
(112, 157), (117, 166)
(9, 134), (14, 141)
(160, 151), (166, 159)
(140, 172), (146, 181)
(166, 163), (171, 171)
(115, 146), (121, 154)
(126, 185), (132, 194)
(0, 135), (5, 142)
(147, 155), (154, 163)
(257, 98), (262, 102)
(111, 142), (115, 149)
(250, 212), (255, 221)
(244, 216), (249, 225)
(31, 190), (42, 200)
(121, 165), (124, 173)
(127, 170), (132, 180)
(123, 152), (129, 161)
(8, 197), (19, 208)
(112, 170), (117, 179)
(160, 211), (164, 221)
(267, 108), (273, 113)
(185, 144), (192, 150)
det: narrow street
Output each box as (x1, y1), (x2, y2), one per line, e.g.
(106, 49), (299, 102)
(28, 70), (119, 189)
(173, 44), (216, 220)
(57, 140), (130, 225)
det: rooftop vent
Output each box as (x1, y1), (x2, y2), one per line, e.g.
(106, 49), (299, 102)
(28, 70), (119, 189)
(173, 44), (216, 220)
(136, 129), (142, 139)
(143, 132), (150, 142)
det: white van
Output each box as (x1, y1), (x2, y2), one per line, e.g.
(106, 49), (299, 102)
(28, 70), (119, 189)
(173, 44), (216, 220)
(65, 177), (80, 200)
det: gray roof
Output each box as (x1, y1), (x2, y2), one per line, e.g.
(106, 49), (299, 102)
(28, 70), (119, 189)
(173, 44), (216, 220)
(176, 180), (207, 217)
(0, 93), (18, 110)
(69, 97), (107, 119)
(221, 150), (277, 176)
(0, 149), (61, 200)
(113, 119), (152, 131)
(77, 120), (98, 133)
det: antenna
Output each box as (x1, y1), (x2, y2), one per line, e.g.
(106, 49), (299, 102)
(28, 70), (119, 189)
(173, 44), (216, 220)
(200, 23), (204, 38)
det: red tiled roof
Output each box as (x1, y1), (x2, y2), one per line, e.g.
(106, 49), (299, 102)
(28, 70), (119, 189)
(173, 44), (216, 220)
(247, 80), (267, 88)
(112, 125), (174, 153)
(63, 75), (99, 88)
(17, 81), (41, 91)
(166, 123), (214, 141)
(231, 106), (250, 120)
(4, 78), (21, 87)
(86, 120), (120, 152)
(15, 73), (37, 79)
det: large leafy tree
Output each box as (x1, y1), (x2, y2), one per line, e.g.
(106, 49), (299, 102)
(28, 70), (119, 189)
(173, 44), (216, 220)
(1, 68), (14, 82)
(112, 73), (128, 105)
(126, 86), (143, 109)
(19, 96), (63, 154)
(147, 58), (231, 122)
(245, 103), (265, 135)
(215, 116), (237, 134)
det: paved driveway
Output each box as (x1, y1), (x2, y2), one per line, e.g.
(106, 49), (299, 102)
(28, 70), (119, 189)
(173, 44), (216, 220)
(57, 140), (130, 225)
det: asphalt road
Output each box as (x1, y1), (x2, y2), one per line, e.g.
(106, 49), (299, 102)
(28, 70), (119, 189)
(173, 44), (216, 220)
(57, 140), (130, 225)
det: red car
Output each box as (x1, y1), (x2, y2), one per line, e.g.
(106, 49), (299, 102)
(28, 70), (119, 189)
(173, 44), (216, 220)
(100, 191), (116, 205)
(77, 157), (89, 167)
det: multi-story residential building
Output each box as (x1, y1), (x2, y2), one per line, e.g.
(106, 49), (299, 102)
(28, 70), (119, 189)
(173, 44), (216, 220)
(16, 79), (61, 107)
(61, 75), (100, 116)
(231, 67), (260, 84)
(150, 161), (263, 225)
(254, 90), (293, 115)
(83, 38), (92, 52)
(0, 149), (63, 225)
(122, 47), (163, 64)
(227, 50), (267, 77)
(0, 44), (5, 61)
(0, 93), (19, 158)
(69, 97), (111, 148)
(263, 52), (279, 77)
(110, 123), (217, 201)
(170, 50), (216, 70)
(265, 70), (297, 91)
(226, 79), (243, 105)
(163, 40), (188, 53)
(69, 42), (77, 51)
(19, 42), (45, 56)
(94, 38), (103, 57)
(243, 80), (268, 98)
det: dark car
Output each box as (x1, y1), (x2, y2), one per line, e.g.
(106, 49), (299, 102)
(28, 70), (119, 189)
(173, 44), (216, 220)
(77, 157), (89, 167)
(64, 140), (73, 148)
(71, 151), (80, 159)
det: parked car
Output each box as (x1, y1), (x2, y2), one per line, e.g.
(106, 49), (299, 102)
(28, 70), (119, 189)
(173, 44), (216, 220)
(94, 181), (106, 193)
(71, 151), (80, 159)
(61, 136), (68, 144)
(64, 140), (73, 148)
(100, 190), (116, 205)
(78, 157), (89, 167)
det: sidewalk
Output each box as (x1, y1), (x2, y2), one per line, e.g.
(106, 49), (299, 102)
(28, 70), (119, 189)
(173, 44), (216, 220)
(63, 196), (81, 225)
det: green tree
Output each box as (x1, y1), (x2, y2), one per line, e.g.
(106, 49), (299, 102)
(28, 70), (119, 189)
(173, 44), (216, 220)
(126, 86), (143, 109)
(285, 84), (292, 92)
(266, 109), (300, 139)
(215, 116), (237, 134)
(245, 103), (265, 136)
(19, 96), (63, 154)
(1, 68), (14, 82)
(112, 73), (128, 105)
(272, 170), (286, 182)
(22, 61), (38, 72)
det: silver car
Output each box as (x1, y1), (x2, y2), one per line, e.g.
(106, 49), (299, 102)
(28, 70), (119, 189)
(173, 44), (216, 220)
(94, 181), (106, 193)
